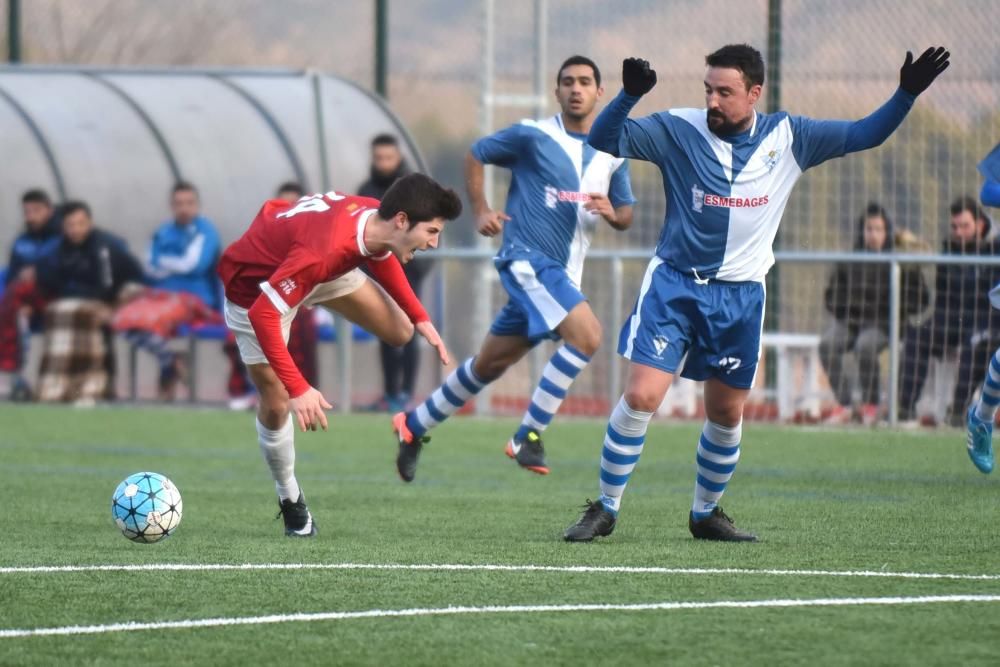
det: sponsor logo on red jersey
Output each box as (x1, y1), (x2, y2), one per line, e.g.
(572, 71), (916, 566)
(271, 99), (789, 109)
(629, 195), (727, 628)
(279, 278), (297, 295)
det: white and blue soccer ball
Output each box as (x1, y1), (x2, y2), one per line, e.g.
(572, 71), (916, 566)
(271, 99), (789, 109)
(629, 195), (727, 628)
(111, 472), (183, 543)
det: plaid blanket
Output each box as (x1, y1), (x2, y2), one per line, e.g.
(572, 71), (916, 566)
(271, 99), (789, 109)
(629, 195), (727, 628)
(36, 299), (114, 403)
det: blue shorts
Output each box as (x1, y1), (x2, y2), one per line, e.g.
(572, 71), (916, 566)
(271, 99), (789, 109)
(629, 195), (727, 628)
(489, 252), (586, 343)
(617, 259), (765, 389)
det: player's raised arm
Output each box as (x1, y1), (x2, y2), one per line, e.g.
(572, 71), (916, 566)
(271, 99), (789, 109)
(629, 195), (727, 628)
(587, 58), (663, 162)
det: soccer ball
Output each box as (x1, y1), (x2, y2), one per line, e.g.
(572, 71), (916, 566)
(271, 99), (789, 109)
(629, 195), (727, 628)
(111, 472), (183, 543)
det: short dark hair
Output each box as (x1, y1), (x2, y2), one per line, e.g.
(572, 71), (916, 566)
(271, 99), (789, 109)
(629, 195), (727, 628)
(172, 181), (198, 197)
(372, 133), (399, 148)
(276, 181), (304, 198)
(557, 55), (601, 87)
(951, 195), (987, 222)
(21, 189), (52, 207)
(378, 173), (462, 228)
(705, 44), (765, 90)
(61, 200), (92, 219)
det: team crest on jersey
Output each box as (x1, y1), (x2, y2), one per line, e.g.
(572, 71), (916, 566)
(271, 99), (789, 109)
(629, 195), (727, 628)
(763, 149), (780, 172)
(691, 184), (704, 213)
(278, 278), (297, 295)
(652, 335), (669, 357)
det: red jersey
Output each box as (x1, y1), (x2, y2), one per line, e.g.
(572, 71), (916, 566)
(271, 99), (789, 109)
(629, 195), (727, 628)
(218, 192), (428, 397)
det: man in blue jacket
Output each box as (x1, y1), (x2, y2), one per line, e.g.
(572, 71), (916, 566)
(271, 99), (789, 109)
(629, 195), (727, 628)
(123, 181), (221, 398)
(145, 182), (222, 309)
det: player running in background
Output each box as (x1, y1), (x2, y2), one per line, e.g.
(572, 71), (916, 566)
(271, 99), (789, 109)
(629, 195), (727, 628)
(219, 174), (461, 536)
(392, 55), (635, 481)
(965, 141), (1000, 474)
(564, 44), (950, 542)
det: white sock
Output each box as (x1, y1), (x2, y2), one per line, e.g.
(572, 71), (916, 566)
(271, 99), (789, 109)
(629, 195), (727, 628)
(256, 416), (300, 501)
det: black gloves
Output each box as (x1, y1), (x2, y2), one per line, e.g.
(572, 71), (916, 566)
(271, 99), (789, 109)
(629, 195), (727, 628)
(899, 46), (950, 96)
(622, 58), (657, 97)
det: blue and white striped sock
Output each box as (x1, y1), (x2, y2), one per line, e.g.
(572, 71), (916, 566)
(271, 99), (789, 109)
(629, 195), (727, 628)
(406, 357), (486, 438)
(597, 397), (653, 515)
(975, 347), (1000, 422)
(514, 344), (590, 441)
(692, 420), (742, 520)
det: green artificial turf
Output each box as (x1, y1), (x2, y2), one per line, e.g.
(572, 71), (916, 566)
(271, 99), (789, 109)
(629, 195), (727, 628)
(2, 405), (1000, 666)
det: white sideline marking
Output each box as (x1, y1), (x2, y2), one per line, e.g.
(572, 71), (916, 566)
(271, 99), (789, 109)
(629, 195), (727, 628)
(3, 595), (1000, 638)
(2, 562), (1000, 581)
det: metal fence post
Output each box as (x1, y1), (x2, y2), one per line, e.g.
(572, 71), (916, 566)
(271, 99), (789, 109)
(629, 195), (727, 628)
(609, 256), (624, 410)
(887, 260), (901, 427)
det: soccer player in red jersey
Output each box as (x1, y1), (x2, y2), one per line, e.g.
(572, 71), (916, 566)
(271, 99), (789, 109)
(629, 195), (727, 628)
(218, 173), (462, 536)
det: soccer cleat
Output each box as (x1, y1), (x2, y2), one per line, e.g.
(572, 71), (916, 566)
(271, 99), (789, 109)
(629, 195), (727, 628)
(689, 506), (757, 542)
(966, 405), (994, 474)
(393, 411), (429, 483)
(563, 499), (617, 542)
(276, 493), (317, 537)
(505, 429), (550, 474)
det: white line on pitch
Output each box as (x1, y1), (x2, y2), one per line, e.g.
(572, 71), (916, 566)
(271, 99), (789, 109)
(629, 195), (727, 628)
(1, 562), (1000, 581)
(3, 595), (1000, 639)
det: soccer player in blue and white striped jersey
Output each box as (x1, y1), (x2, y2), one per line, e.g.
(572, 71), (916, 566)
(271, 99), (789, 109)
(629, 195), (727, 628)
(564, 44), (950, 542)
(393, 55), (636, 481)
(966, 142), (1000, 474)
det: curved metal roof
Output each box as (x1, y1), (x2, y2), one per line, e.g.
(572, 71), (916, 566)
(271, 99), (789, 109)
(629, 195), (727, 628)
(0, 66), (427, 254)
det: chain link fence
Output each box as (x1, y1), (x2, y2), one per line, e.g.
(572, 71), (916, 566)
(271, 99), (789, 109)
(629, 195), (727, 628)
(4, 1), (999, 422)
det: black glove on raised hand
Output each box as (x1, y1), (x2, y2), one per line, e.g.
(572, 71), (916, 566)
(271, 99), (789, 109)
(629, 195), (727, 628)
(899, 46), (950, 96)
(622, 57), (657, 97)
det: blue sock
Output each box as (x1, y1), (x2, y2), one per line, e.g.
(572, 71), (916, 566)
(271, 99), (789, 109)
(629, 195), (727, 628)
(691, 420), (742, 520)
(406, 358), (486, 438)
(597, 396), (653, 515)
(514, 344), (590, 441)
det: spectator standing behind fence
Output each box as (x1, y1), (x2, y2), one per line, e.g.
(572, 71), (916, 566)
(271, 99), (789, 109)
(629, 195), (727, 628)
(0, 190), (59, 400)
(898, 196), (1000, 425)
(35, 202), (145, 403)
(965, 142), (1000, 473)
(820, 203), (929, 425)
(357, 134), (429, 413)
(113, 182), (222, 400)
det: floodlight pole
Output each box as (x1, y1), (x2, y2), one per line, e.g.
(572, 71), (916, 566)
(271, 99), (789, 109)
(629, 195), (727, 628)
(8, 0), (21, 63)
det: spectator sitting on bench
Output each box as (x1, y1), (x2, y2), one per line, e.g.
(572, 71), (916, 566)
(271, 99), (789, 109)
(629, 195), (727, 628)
(898, 195), (1000, 424)
(35, 201), (145, 403)
(820, 203), (928, 425)
(112, 182), (222, 400)
(0, 189), (60, 400)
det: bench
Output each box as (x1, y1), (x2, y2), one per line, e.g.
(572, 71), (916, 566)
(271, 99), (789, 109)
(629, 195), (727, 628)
(759, 332), (823, 420)
(126, 318), (377, 402)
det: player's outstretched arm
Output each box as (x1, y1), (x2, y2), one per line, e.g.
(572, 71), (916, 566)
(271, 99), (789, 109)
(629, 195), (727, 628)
(289, 388), (333, 432)
(464, 151), (509, 237)
(588, 58), (661, 161)
(365, 255), (451, 365)
(414, 320), (450, 366)
(247, 295), (331, 431)
(842, 47), (950, 154)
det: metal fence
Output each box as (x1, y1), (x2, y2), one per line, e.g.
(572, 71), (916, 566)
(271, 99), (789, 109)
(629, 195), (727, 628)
(301, 248), (998, 428)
